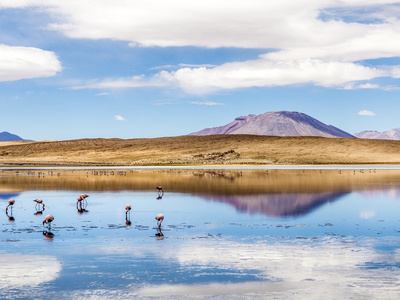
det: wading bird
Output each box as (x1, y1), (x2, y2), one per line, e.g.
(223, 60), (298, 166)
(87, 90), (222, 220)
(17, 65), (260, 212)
(156, 186), (164, 194)
(125, 204), (132, 226)
(77, 194), (89, 202)
(43, 215), (54, 227)
(33, 198), (45, 210)
(5, 199), (15, 213)
(155, 213), (164, 228)
(77, 194), (89, 211)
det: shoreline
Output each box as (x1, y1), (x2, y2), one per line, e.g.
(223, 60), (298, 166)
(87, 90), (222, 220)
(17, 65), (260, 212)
(2, 164), (400, 170)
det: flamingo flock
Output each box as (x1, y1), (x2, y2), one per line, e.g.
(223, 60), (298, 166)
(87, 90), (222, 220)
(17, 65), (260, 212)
(4, 185), (166, 237)
(125, 186), (165, 230)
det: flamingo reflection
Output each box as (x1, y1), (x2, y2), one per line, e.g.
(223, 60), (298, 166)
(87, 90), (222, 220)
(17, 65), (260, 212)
(155, 227), (164, 240)
(77, 207), (89, 214)
(5, 210), (14, 222)
(43, 231), (55, 240)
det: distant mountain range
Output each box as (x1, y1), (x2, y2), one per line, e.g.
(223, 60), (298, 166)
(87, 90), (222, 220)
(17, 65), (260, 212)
(190, 111), (355, 138)
(3, 112), (400, 141)
(0, 131), (26, 142)
(354, 128), (400, 140)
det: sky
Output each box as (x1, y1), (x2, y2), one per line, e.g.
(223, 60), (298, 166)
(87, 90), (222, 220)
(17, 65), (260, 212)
(1, 0), (400, 141)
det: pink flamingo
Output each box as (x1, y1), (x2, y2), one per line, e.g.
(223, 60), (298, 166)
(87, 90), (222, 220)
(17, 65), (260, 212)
(155, 213), (164, 228)
(77, 194), (89, 211)
(156, 186), (164, 194)
(125, 204), (132, 215)
(5, 199), (15, 213)
(43, 214), (54, 227)
(77, 194), (89, 202)
(125, 204), (132, 226)
(33, 198), (45, 210)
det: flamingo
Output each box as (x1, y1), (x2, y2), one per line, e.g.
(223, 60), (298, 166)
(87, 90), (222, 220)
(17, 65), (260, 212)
(155, 213), (164, 228)
(77, 194), (89, 202)
(125, 204), (132, 215)
(77, 194), (89, 211)
(33, 199), (45, 210)
(5, 199), (15, 213)
(43, 214), (54, 227)
(156, 186), (164, 194)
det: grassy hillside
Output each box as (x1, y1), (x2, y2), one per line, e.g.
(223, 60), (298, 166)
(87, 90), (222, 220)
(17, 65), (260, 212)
(0, 135), (400, 166)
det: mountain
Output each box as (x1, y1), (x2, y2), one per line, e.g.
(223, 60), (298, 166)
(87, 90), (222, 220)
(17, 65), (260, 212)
(190, 111), (355, 138)
(0, 131), (26, 142)
(355, 128), (400, 140)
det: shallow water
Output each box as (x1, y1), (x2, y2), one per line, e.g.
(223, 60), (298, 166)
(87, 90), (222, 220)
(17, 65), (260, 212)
(1, 169), (400, 299)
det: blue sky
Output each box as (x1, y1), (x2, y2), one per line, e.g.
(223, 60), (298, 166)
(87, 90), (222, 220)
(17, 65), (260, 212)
(1, 0), (400, 141)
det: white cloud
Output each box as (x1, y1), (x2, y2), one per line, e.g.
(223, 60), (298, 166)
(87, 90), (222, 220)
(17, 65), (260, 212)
(153, 99), (181, 105)
(358, 110), (376, 116)
(95, 92), (109, 96)
(190, 100), (224, 106)
(72, 59), (387, 93)
(150, 63), (217, 71)
(71, 74), (170, 90)
(5, 1), (400, 91)
(0, 44), (62, 82)
(114, 115), (125, 121)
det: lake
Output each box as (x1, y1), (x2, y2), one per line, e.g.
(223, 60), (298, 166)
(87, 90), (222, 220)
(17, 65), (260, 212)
(1, 168), (400, 299)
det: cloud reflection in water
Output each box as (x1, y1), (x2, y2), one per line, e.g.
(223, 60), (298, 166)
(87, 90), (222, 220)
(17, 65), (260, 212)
(0, 252), (62, 290)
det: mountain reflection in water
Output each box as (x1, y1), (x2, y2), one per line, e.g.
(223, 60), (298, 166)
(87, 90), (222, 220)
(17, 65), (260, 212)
(2, 168), (400, 299)
(201, 192), (349, 216)
(1, 168), (400, 218)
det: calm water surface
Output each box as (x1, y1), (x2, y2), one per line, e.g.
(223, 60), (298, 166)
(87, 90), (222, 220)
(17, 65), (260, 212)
(1, 169), (400, 299)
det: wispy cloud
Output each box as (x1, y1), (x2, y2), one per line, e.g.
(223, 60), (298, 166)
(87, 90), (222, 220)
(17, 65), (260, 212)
(114, 115), (126, 121)
(150, 63), (217, 70)
(190, 100), (224, 106)
(358, 110), (376, 116)
(70, 74), (170, 90)
(153, 99), (181, 106)
(95, 92), (109, 96)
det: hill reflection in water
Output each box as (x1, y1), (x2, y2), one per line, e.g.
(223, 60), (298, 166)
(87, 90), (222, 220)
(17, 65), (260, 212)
(201, 192), (350, 216)
(1, 168), (400, 217)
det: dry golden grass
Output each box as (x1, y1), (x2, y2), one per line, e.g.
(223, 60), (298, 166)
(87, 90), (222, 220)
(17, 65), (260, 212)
(0, 135), (400, 166)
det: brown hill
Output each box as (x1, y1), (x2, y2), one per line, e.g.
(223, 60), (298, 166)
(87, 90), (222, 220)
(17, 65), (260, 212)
(1, 135), (400, 166)
(190, 111), (354, 138)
